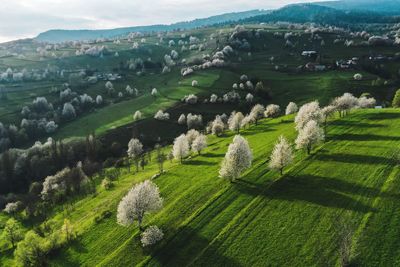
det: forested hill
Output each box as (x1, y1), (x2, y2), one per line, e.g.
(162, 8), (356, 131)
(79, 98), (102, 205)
(241, 4), (400, 26)
(317, 0), (400, 15)
(35, 9), (270, 43)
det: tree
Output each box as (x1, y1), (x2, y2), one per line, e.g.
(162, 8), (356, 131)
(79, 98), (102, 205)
(127, 138), (143, 172)
(61, 219), (75, 243)
(295, 120), (324, 154)
(62, 102), (76, 120)
(228, 112), (244, 134)
(212, 116), (225, 136)
(294, 101), (323, 131)
(41, 169), (69, 203)
(264, 104), (280, 118)
(105, 81), (113, 91)
(186, 113), (202, 129)
(250, 104), (265, 125)
(3, 218), (23, 249)
(117, 180), (163, 230)
(172, 134), (189, 163)
(155, 144), (166, 173)
(321, 105), (336, 133)
(332, 93), (359, 117)
(186, 129), (199, 147)
(133, 111), (142, 121)
(245, 93), (254, 103)
(14, 231), (49, 267)
(268, 136), (293, 175)
(358, 96), (376, 109)
(285, 102), (298, 115)
(393, 89), (400, 108)
(154, 110), (170, 121)
(219, 135), (252, 182)
(141, 225), (164, 247)
(4, 201), (23, 215)
(151, 88), (158, 98)
(177, 114), (186, 125)
(192, 134), (207, 155)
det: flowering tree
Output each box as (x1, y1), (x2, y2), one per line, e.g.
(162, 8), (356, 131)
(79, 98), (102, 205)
(294, 101), (323, 131)
(117, 180), (163, 230)
(285, 102), (298, 115)
(250, 104), (265, 125)
(295, 120), (324, 154)
(192, 134), (207, 154)
(212, 116), (225, 136)
(133, 110), (142, 121)
(264, 104), (281, 118)
(269, 136), (293, 175)
(127, 138), (143, 172)
(228, 112), (244, 134)
(141, 225), (164, 247)
(172, 134), (189, 162)
(219, 135), (252, 182)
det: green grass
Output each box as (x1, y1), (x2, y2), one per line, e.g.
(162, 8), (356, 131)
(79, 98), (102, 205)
(2, 108), (399, 266)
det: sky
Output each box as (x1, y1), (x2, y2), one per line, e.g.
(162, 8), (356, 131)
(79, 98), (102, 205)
(0, 0), (324, 43)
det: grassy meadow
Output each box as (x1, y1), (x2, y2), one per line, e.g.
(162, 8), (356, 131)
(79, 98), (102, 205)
(2, 108), (399, 266)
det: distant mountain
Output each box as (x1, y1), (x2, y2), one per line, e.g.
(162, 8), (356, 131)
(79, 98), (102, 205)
(36, 10), (270, 43)
(241, 4), (400, 26)
(316, 0), (400, 15)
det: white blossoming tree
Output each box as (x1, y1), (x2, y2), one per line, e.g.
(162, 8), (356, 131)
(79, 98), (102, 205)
(264, 104), (281, 118)
(127, 138), (143, 172)
(250, 104), (265, 125)
(172, 134), (189, 162)
(285, 102), (298, 115)
(178, 114), (186, 125)
(269, 136), (293, 175)
(133, 110), (142, 121)
(219, 135), (253, 182)
(228, 112), (244, 134)
(117, 180), (163, 230)
(294, 101), (323, 131)
(212, 116), (225, 136)
(192, 134), (207, 155)
(295, 120), (325, 154)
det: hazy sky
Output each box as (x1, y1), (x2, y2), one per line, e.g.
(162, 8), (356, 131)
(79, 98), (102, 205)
(0, 0), (324, 42)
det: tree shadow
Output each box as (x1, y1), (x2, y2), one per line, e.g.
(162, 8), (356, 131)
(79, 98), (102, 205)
(242, 127), (275, 137)
(148, 226), (241, 266)
(203, 152), (225, 158)
(360, 112), (400, 121)
(329, 120), (385, 128)
(330, 133), (400, 142)
(234, 175), (382, 213)
(314, 153), (395, 165)
(184, 160), (215, 166)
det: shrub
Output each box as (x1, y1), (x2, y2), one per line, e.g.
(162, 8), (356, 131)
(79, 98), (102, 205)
(141, 226), (164, 247)
(101, 178), (113, 190)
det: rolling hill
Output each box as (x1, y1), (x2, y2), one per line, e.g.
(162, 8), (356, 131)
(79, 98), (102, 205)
(317, 0), (400, 15)
(2, 108), (399, 266)
(242, 4), (400, 25)
(35, 10), (270, 43)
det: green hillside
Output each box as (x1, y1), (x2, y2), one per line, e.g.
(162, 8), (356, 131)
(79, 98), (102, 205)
(2, 108), (399, 266)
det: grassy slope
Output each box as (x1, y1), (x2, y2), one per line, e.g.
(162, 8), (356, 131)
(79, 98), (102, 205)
(1, 109), (396, 266)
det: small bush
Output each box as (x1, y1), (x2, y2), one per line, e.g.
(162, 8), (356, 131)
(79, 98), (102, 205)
(101, 178), (113, 190)
(141, 225), (164, 247)
(93, 210), (112, 224)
